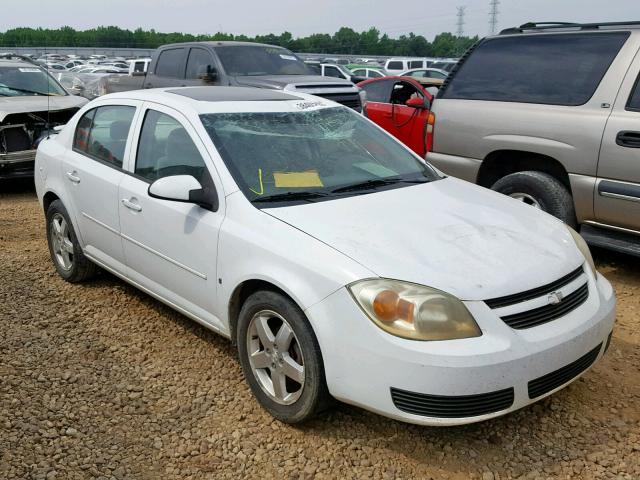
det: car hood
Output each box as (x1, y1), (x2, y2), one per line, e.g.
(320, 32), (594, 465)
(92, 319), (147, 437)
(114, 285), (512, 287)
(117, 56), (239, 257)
(264, 177), (584, 301)
(234, 75), (356, 91)
(0, 95), (87, 121)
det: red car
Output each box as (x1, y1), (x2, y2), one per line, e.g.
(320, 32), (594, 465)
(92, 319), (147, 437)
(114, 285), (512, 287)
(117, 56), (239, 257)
(357, 76), (435, 157)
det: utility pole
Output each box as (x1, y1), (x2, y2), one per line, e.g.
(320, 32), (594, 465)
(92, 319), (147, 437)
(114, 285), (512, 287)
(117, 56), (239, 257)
(456, 6), (466, 37)
(489, 0), (500, 35)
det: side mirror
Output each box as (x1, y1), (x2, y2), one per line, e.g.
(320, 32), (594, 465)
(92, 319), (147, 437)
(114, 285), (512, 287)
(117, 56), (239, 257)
(200, 65), (218, 83)
(148, 175), (218, 211)
(405, 97), (429, 109)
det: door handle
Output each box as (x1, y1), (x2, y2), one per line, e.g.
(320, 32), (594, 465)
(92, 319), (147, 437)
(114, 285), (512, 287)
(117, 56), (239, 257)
(66, 171), (81, 184)
(121, 198), (142, 212)
(615, 130), (640, 148)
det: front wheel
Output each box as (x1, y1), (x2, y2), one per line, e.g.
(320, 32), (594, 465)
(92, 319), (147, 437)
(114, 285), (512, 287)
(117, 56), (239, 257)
(491, 171), (577, 227)
(236, 290), (331, 423)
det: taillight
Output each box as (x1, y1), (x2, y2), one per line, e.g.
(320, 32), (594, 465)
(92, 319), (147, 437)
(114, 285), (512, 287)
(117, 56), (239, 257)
(425, 112), (436, 153)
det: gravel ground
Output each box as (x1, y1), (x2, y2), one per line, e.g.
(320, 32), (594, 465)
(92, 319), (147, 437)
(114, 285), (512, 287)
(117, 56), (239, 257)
(1, 180), (639, 480)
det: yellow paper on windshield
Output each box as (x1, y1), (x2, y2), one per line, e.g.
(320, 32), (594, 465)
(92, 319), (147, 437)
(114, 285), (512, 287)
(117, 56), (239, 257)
(274, 170), (324, 188)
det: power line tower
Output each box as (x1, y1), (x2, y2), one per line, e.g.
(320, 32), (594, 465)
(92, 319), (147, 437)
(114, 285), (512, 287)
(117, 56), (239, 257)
(489, 0), (500, 35)
(456, 6), (466, 37)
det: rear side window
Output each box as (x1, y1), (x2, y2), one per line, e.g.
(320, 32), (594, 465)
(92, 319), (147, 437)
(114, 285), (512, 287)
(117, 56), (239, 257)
(627, 75), (640, 111)
(442, 32), (629, 106)
(409, 60), (423, 69)
(324, 66), (343, 78)
(74, 106), (135, 168)
(387, 61), (403, 70)
(155, 48), (185, 78)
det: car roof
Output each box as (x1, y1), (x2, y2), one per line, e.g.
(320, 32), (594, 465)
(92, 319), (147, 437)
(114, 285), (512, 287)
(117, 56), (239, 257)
(97, 87), (335, 114)
(156, 41), (286, 49)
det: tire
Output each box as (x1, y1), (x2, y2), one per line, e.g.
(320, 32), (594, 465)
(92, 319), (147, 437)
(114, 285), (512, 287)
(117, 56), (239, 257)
(236, 290), (331, 424)
(45, 199), (98, 282)
(491, 171), (577, 227)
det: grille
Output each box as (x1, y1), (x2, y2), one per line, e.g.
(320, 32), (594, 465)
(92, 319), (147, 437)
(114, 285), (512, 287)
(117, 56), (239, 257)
(500, 283), (589, 329)
(528, 343), (602, 399)
(486, 266), (584, 308)
(314, 92), (362, 111)
(390, 387), (514, 418)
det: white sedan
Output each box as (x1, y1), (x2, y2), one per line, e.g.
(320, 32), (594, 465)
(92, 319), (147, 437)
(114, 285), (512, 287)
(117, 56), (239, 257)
(34, 87), (615, 425)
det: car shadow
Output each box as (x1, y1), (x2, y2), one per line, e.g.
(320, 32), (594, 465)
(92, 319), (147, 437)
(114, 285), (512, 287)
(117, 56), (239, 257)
(0, 178), (36, 196)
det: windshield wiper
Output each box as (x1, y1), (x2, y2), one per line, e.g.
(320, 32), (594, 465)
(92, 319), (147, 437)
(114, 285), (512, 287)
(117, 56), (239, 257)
(331, 177), (430, 194)
(252, 191), (329, 204)
(3, 86), (54, 96)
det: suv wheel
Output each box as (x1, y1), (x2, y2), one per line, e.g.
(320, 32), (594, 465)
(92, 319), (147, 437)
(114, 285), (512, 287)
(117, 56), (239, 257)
(46, 200), (98, 282)
(237, 290), (331, 423)
(491, 171), (577, 227)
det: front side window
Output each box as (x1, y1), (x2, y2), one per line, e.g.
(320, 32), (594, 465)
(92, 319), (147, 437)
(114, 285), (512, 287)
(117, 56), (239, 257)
(0, 66), (67, 96)
(351, 69), (366, 76)
(201, 107), (440, 205)
(214, 45), (309, 76)
(627, 74), (640, 111)
(390, 81), (422, 105)
(135, 109), (208, 183)
(360, 79), (392, 102)
(155, 48), (185, 78)
(324, 66), (343, 78)
(186, 48), (215, 79)
(387, 61), (403, 70)
(409, 60), (423, 69)
(442, 32), (629, 106)
(74, 105), (135, 168)
(369, 70), (383, 78)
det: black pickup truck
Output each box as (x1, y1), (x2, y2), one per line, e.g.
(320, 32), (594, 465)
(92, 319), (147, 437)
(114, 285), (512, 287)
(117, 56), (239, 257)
(103, 41), (364, 111)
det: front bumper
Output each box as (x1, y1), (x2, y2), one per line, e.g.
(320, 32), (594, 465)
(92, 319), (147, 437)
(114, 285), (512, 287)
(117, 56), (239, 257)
(0, 150), (36, 179)
(306, 270), (616, 426)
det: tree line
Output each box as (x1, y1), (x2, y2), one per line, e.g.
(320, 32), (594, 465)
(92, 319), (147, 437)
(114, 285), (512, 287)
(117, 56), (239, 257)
(0, 26), (479, 57)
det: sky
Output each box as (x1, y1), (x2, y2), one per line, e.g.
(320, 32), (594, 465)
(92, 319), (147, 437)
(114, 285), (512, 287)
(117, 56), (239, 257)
(1, 0), (638, 40)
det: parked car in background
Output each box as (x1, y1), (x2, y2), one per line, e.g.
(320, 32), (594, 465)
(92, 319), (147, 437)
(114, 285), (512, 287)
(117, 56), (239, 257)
(347, 65), (388, 78)
(0, 55), (87, 179)
(430, 21), (640, 256)
(358, 76), (435, 157)
(385, 57), (435, 75)
(322, 57), (351, 65)
(304, 61), (365, 83)
(400, 68), (448, 80)
(35, 86), (615, 427)
(101, 41), (364, 111)
(430, 59), (458, 73)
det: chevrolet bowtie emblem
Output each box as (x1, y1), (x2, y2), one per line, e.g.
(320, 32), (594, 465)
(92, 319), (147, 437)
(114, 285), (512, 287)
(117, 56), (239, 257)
(547, 291), (564, 305)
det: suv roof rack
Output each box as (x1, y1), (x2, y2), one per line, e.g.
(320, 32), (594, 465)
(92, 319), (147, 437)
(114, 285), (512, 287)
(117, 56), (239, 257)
(0, 53), (38, 65)
(500, 21), (640, 35)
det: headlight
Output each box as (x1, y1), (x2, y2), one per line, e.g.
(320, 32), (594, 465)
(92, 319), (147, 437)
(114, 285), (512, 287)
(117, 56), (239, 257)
(348, 279), (482, 341)
(568, 226), (596, 277)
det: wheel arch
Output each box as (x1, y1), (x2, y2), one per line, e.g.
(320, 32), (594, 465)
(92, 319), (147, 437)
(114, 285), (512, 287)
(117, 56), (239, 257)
(227, 278), (306, 346)
(477, 150), (572, 193)
(42, 190), (61, 213)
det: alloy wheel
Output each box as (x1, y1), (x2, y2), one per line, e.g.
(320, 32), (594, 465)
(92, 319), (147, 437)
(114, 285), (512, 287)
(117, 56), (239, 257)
(246, 310), (305, 405)
(50, 213), (74, 271)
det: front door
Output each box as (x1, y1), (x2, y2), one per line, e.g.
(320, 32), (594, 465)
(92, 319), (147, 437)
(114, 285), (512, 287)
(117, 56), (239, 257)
(595, 62), (640, 231)
(118, 103), (224, 330)
(62, 101), (138, 273)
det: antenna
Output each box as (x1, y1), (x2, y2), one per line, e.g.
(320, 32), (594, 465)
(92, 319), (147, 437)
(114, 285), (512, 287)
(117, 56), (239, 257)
(489, 0), (500, 34)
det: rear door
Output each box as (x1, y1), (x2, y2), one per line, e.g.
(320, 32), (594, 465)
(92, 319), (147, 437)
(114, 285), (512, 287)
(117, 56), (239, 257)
(145, 47), (187, 88)
(62, 101), (139, 273)
(595, 50), (640, 231)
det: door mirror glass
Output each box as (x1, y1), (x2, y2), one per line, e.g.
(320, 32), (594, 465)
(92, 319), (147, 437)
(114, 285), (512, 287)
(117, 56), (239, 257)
(148, 174), (217, 210)
(405, 97), (427, 109)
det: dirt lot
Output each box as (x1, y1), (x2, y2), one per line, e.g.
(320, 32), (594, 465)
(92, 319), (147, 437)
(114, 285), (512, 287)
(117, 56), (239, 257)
(1, 180), (639, 480)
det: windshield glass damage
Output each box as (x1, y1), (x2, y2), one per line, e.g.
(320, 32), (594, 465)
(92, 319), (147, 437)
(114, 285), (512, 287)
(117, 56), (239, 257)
(0, 66), (67, 97)
(201, 106), (440, 205)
